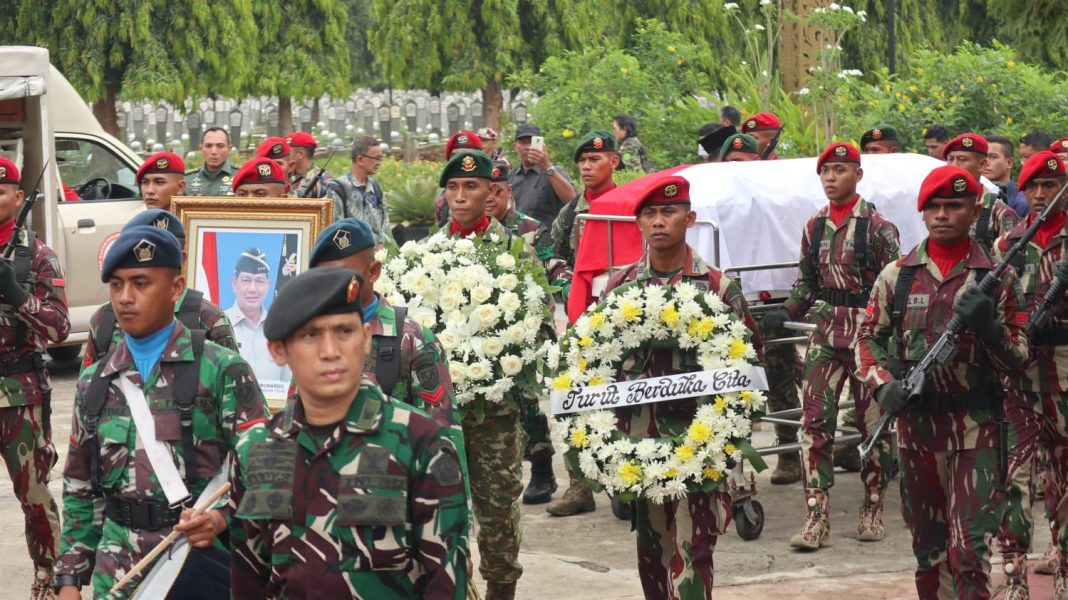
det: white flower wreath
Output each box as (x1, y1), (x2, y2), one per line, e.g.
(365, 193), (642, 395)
(549, 281), (767, 503)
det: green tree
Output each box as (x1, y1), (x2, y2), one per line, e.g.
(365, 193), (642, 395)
(8, 0), (258, 136)
(986, 0), (1068, 71)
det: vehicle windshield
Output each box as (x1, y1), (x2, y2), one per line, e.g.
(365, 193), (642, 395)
(55, 137), (139, 200)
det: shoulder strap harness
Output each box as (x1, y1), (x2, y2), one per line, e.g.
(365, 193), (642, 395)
(374, 305), (407, 397)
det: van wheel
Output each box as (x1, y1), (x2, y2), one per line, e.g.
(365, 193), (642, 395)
(48, 346), (81, 363)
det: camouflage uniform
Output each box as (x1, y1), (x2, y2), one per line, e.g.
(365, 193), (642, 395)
(0, 230), (68, 579)
(992, 219), (1068, 590)
(617, 137), (646, 172)
(605, 246), (762, 599)
(290, 165), (334, 199)
(437, 217), (539, 587)
(324, 173), (394, 245)
(970, 192), (1019, 252)
(857, 238), (1028, 599)
(184, 161), (236, 196)
(55, 322), (269, 598)
(782, 198), (900, 543)
(82, 287), (238, 366)
(229, 378), (469, 600)
(543, 190), (589, 293)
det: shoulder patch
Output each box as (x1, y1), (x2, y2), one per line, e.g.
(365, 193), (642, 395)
(427, 438), (462, 487)
(226, 362), (260, 409)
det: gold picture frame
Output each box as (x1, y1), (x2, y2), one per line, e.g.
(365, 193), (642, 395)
(171, 196), (333, 409)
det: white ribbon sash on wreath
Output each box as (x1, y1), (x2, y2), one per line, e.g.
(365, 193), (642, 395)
(550, 365), (769, 416)
(120, 376), (192, 507)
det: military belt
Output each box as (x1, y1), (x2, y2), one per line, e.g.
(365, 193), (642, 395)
(817, 288), (870, 308)
(0, 353), (40, 377)
(104, 496), (181, 531)
(1031, 327), (1068, 347)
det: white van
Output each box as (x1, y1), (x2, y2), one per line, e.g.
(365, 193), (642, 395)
(0, 46), (143, 359)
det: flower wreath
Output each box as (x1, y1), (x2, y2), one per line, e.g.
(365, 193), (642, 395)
(549, 281), (767, 503)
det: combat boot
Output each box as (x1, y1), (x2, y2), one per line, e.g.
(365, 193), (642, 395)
(789, 488), (832, 551)
(833, 439), (862, 472)
(30, 566), (54, 600)
(522, 450), (557, 505)
(546, 470), (595, 516)
(770, 451), (802, 485)
(486, 580), (517, 600)
(1001, 554), (1030, 600)
(856, 486), (886, 542)
(1034, 542), (1058, 575)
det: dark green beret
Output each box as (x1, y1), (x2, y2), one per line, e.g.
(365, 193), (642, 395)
(124, 209), (185, 241)
(264, 266), (365, 340)
(720, 133), (760, 160)
(439, 151), (493, 187)
(861, 125), (898, 148)
(572, 130), (616, 162)
(234, 247), (270, 275)
(100, 226), (182, 282)
(311, 218), (375, 266)
(491, 160), (510, 182)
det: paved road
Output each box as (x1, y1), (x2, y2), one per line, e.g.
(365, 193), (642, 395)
(0, 356), (1044, 599)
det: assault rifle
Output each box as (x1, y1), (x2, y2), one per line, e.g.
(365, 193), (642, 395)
(1026, 185), (1068, 333)
(858, 179), (1068, 459)
(3, 161), (47, 260)
(759, 127), (781, 161)
(300, 148), (338, 198)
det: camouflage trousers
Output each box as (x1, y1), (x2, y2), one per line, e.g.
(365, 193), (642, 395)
(761, 323), (801, 445)
(0, 403), (59, 567)
(800, 345), (890, 490)
(463, 409), (523, 584)
(900, 446), (1002, 600)
(997, 390), (1068, 559)
(633, 490), (731, 600)
(521, 394), (553, 461)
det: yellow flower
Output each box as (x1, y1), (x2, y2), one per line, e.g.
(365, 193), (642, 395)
(589, 312), (606, 328)
(976, 75), (985, 83)
(687, 317), (714, 339)
(1007, 60), (1016, 68)
(618, 461), (642, 485)
(897, 103), (906, 112)
(588, 376), (605, 386)
(578, 336), (594, 347)
(991, 83), (998, 90)
(959, 84), (965, 91)
(908, 85), (918, 93)
(727, 338), (748, 359)
(675, 444), (695, 461)
(553, 373), (572, 391)
(620, 67), (629, 74)
(740, 390), (755, 405)
(620, 301), (643, 322)
(1006, 116), (1014, 125)
(687, 421), (712, 444)
(713, 395), (728, 414)
(660, 305), (680, 327)
(675, 59), (683, 66)
(562, 129), (574, 138)
(667, 45), (676, 54)
(703, 466), (724, 481)
(665, 468), (678, 478)
(724, 443), (736, 456)
(570, 429), (589, 448)
(578, 359), (588, 372)
(922, 107), (932, 114)
(949, 96), (957, 103)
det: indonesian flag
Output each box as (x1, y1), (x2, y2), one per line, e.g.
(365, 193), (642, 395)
(566, 165), (691, 322)
(197, 230), (220, 304)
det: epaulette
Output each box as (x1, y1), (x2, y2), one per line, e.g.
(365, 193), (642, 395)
(185, 167), (198, 174)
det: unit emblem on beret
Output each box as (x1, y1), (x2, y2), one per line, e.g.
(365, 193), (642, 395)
(461, 155), (476, 172)
(257, 164), (273, 177)
(347, 276), (359, 303)
(156, 158), (168, 169)
(872, 129), (883, 140)
(457, 135), (469, 145)
(664, 183), (678, 198)
(1049, 158), (1060, 171)
(491, 167), (500, 179)
(953, 178), (967, 193)
(0, 167), (7, 179)
(333, 230), (351, 250)
(746, 119), (756, 130)
(272, 143), (283, 156)
(285, 136), (294, 145)
(133, 239), (156, 263)
(593, 137), (604, 150)
(834, 145), (847, 157)
(732, 138), (743, 149)
(153, 216), (169, 231)
(962, 137), (974, 148)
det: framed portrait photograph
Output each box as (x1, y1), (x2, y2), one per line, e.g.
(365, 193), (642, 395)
(171, 196), (333, 409)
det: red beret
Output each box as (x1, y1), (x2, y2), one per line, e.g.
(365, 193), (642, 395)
(917, 165), (981, 211)
(816, 142), (860, 174)
(0, 157), (20, 185)
(284, 132), (318, 150)
(234, 158), (288, 190)
(136, 152), (185, 184)
(1049, 138), (1068, 154)
(741, 113), (782, 133)
(635, 176), (690, 214)
(445, 130), (483, 159)
(256, 137), (291, 161)
(941, 133), (988, 160)
(1018, 151), (1066, 190)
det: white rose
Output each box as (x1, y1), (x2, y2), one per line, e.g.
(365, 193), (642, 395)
(483, 337), (505, 357)
(400, 242), (418, 258)
(497, 273), (519, 291)
(449, 363), (466, 383)
(439, 294), (462, 312)
(523, 315), (540, 330)
(408, 275), (431, 296)
(500, 354), (523, 376)
(498, 292), (521, 313)
(495, 253), (517, 270)
(438, 330), (461, 351)
(467, 362), (491, 380)
(471, 285), (493, 303)
(410, 307), (437, 329)
(455, 239), (475, 254)
(504, 324), (525, 344)
(474, 305), (501, 328)
(443, 281), (464, 298)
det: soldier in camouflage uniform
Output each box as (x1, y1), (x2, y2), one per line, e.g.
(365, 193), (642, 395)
(992, 151), (1068, 599)
(256, 136), (293, 182)
(603, 175), (762, 600)
(0, 158), (69, 599)
(438, 151), (543, 600)
(763, 143), (901, 549)
(229, 266), (469, 599)
(943, 133), (1021, 253)
(285, 132), (334, 198)
(184, 127), (236, 196)
(483, 161), (559, 504)
(138, 151), (186, 212)
(857, 165), (1028, 599)
(54, 227), (269, 600)
(83, 210), (238, 366)
(434, 131), (486, 226)
(325, 136), (394, 244)
(612, 114), (648, 172)
(544, 132), (621, 517)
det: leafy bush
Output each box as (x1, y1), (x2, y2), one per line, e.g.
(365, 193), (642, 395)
(386, 177), (439, 226)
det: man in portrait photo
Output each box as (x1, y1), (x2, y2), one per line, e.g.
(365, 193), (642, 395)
(224, 247), (291, 384)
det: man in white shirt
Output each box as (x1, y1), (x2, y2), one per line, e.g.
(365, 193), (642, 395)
(223, 248), (291, 383)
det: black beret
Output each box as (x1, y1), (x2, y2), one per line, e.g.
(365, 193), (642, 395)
(698, 124), (737, 157)
(264, 266), (364, 340)
(101, 225), (183, 282)
(311, 218), (375, 266)
(572, 130), (616, 162)
(234, 248), (270, 275)
(124, 209), (186, 241)
(438, 150), (493, 187)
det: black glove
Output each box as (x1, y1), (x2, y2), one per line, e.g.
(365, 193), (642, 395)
(0, 259), (28, 308)
(953, 286), (1003, 343)
(761, 308), (790, 331)
(875, 380), (910, 414)
(1056, 259), (1068, 285)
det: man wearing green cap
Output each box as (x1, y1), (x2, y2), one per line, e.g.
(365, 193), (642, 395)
(860, 125), (900, 154)
(720, 133), (761, 162)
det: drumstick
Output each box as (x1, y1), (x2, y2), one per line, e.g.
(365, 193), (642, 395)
(109, 482), (232, 593)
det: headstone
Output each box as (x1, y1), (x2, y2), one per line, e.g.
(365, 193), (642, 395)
(362, 103), (375, 138)
(229, 108), (243, 150)
(204, 109), (215, 131)
(299, 106), (312, 133)
(470, 100), (484, 130)
(428, 97), (441, 135)
(513, 102), (527, 124)
(415, 96), (427, 132)
(404, 100), (417, 133)
(214, 99), (226, 127)
(116, 109), (128, 140)
(265, 104), (279, 137)
(377, 105), (391, 145)
(186, 112), (202, 154)
(446, 102), (460, 136)
(154, 106), (168, 145)
(403, 132), (417, 163)
(389, 104), (402, 136)
(334, 102), (347, 138)
(131, 106), (144, 142)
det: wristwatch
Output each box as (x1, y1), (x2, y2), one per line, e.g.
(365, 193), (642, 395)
(54, 575), (81, 593)
(545, 166), (557, 177)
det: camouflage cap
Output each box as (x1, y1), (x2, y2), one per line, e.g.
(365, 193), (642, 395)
(100, 225), (183, 281)
(311, 218), (375, 266)
(123, 209), (186, 241)
(265, 266), (365, 339)
(438, 151), (493, 187)
(572, 130), (616, 162)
